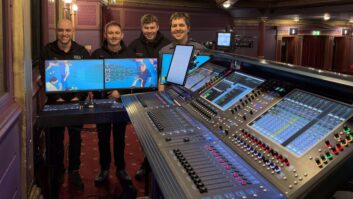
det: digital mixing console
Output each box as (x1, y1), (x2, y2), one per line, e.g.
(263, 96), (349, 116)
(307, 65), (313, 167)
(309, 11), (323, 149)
(122, 59), (353, 199)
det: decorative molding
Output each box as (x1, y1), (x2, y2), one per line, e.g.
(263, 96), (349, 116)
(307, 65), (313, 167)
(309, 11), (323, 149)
(0, 103), (21, 141)
(108, 0), (218, 9)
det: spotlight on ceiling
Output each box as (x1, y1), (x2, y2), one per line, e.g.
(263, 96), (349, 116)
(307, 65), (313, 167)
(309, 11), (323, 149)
(323, 13), (330, 21)
(223, 1), (231, 8)
(219, 0), (239, 9)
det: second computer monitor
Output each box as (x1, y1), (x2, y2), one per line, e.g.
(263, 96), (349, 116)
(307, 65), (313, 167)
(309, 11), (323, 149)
(104, 58), (158, 89)
(166, 45), (194, 85)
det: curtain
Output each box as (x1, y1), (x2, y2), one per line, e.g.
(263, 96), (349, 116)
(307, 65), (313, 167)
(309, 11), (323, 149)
(302, 36), (326, 69)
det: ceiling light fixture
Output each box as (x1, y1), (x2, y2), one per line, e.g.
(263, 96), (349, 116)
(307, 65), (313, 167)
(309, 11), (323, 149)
(223, 1), (231, 8)
(72, 4), (78, 12)
(349, 18), (353, 23)
(220, 0), (239, 9)
(323, 13), (330, 21)
(64, 0), (73, 3)
(294, 17), (299, 22)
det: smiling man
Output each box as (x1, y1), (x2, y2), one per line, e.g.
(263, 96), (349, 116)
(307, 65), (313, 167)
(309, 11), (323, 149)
(160, 12), (205, 54)
(158, 12), (205, 91)
(90, 21), (134, 186)
(129, 14), (170, 58)
(129, 14), (170, 181)
(40, 18), (90, 195)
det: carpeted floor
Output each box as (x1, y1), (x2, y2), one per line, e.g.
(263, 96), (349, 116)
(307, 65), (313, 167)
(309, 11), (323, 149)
(59, 124), (146, 199)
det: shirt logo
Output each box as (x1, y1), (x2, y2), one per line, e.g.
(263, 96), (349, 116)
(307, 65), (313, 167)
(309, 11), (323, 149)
(73, 55), (83, 59)
(136, 53), (144, 57)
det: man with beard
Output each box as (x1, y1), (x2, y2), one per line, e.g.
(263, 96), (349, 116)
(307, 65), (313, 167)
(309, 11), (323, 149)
(160, 12), (205, 54)
(159, 12), (205, 90)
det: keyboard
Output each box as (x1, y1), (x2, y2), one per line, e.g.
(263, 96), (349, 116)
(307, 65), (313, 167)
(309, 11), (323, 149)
(42, 103), (80, 112)
(85, 99), (124, 109)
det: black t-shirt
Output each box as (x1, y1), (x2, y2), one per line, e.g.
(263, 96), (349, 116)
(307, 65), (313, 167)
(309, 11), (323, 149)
(40, 40), (90, 104)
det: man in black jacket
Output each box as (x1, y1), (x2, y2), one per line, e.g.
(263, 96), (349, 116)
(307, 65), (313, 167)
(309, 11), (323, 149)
(91, 21), (134, 186)
(129, 13), (170, 181)
(129, 14), (170, 58)
(40, 18), (89, 194)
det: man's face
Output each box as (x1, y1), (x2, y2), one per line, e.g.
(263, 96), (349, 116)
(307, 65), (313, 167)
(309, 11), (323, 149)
(142, 22), (159, 41)
(105, 25), (124, 46)
(171, 18), (190, 42)
(57, 20), (73, 45)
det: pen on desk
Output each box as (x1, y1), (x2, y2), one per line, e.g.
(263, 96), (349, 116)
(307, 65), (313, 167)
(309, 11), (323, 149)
(173, 99), (181, 106)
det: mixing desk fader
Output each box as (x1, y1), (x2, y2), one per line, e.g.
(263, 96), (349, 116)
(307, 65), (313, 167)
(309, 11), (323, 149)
(123, 95), (286, 198)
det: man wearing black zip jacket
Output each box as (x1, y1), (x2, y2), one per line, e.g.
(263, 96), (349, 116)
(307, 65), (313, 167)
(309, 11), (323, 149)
(91, 21), (134, 186)
(129, 14), (170, 59)
(128, 14), (170, 181)
(40, 19), (89, 195)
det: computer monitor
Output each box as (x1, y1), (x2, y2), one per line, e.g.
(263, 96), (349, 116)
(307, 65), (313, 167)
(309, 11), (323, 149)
(44, 59), (104, 93)
(104, 58), (158, 89)
(184, 64), (226, 92)
(216, 32), (234, 51)
(160, 54), (211, 84)
(166, 45), (194, 85)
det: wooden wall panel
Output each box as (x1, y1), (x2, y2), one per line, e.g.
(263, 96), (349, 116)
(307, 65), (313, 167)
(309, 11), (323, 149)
(48, 2), (55, 28)
(76, 2), (100, 29)
(110, 9), (122, 25)
(123, 9), (146, 29)
(0, 105), (21, 199)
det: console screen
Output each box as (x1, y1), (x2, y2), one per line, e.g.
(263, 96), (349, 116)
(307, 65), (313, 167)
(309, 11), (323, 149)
(249, 90), (353, 157)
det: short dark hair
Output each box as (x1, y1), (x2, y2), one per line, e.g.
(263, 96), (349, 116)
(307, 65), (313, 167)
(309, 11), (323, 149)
(170, 12), (190, 27)
(104, 21), (122, 33)
(141, 14), (159, 26)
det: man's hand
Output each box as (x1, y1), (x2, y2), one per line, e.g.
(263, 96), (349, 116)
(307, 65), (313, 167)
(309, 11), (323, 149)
(56, 97), (65, 102)
(88, 91), (94, 99)
(71, 97), (79, 102)
(158, 84), (165, 91)
(108, 90), (120, 99)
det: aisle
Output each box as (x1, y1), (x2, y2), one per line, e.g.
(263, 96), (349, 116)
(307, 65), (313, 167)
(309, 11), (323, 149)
(59, 124), (146, 198)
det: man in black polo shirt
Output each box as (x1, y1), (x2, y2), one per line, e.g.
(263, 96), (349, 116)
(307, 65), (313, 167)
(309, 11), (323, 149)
(91, 21), (134, 186)
(40, 19), (89, 194)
